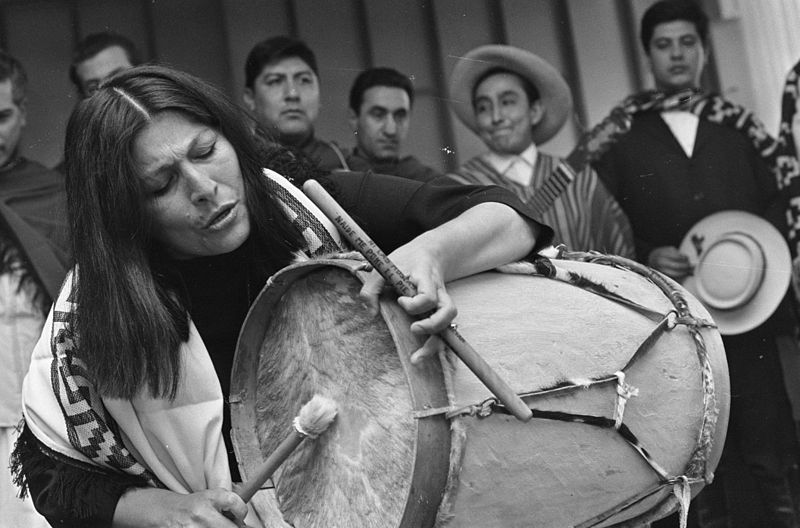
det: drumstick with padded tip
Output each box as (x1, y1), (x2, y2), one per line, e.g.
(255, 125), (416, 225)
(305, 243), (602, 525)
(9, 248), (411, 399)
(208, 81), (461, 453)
(302, 179), (533, 422)
(236, 394), (338, 503)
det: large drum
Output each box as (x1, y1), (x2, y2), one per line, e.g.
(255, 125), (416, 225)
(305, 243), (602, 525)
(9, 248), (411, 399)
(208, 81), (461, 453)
(231, 254), (729, 528)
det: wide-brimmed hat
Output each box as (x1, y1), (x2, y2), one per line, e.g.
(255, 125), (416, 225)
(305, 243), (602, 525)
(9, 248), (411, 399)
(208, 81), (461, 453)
(679, 210), (791, 335)
(449, 44), (573, 144)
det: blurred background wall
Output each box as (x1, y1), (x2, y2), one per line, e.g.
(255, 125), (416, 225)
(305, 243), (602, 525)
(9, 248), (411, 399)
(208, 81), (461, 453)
(1, 0), (799, 172)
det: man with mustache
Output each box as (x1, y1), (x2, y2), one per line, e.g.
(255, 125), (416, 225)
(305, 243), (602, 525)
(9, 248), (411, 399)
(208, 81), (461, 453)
(592, 1), (800, 526)
(243, 36), (348, 171)
(448, 45), (633, 258)
(343, 67), (439, 182)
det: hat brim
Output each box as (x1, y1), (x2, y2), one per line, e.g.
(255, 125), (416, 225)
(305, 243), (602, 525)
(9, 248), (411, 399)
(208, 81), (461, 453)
(449, 45), (573, 145)
(679, 210), (791, 335)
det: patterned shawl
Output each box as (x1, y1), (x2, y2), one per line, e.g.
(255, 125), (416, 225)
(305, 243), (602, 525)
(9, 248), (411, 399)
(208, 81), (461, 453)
(776, 60), (800, 257)
(21, 169), (344, 493)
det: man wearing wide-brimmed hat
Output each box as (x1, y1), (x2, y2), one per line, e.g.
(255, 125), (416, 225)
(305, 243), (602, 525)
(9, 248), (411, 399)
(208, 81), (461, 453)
(447, 44), (634, 259)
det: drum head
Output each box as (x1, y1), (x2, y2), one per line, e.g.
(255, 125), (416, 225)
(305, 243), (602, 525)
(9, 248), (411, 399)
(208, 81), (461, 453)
(231, 259), (450, 528)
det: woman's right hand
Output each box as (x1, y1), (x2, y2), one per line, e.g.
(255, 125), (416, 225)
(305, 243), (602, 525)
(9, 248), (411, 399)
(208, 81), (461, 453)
(647, 246), (693, 280)
(113, 487), (248, 528)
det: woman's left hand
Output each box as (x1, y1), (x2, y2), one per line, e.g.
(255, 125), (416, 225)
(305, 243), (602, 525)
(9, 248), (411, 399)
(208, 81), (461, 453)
(359, 246), (455, 364)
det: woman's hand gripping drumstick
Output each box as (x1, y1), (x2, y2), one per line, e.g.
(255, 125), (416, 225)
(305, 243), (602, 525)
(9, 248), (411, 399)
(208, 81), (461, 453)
(236, 395), (338, 503)
(302, 179), (533, 422)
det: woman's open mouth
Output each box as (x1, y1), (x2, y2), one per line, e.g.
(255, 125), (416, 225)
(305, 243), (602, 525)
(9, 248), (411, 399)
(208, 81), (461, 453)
(205, 203), (236, 230)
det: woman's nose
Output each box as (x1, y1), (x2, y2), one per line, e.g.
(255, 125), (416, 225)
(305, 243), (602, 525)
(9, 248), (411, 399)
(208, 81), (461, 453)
(186, 168), (218, 203)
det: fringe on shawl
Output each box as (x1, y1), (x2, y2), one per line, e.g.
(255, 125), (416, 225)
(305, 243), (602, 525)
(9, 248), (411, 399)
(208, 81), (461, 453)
(10, 422), (148, 521)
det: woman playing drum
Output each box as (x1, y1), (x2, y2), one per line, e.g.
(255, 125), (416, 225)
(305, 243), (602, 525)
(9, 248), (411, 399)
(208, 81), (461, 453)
(10, 65), (551, 527)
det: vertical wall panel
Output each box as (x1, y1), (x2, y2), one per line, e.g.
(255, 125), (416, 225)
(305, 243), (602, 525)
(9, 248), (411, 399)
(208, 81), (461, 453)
(221, 0), (292, 105)
(627, 0), (657, 90)
(294, 0), (366, 146)
(434, 0), (498, 168)
(362, 0), (449, 172)
(4, 1), (73, 167)
(149, 0), (232, 95)
(566, 0), (636, 128)
(74, 0), (149, 60)
(503, 0), (577, 156)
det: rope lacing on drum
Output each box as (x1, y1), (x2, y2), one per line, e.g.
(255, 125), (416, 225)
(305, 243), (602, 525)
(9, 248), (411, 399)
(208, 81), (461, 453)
(432, 252), (720, 528)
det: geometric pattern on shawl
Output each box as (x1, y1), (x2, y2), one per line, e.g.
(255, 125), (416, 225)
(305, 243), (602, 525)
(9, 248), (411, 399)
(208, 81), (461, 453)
(48, 169), (345, 484)
(776, 60), (800, 257)
(261, 169), (345, 256)
(49, 285), (161, 486)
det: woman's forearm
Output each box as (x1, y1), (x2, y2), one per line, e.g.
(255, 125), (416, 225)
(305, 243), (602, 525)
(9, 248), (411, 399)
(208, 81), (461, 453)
(402, 201), (540, 281)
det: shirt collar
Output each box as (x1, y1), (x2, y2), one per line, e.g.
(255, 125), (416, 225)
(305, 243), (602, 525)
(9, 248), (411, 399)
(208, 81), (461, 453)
(484, 142), (537, 175)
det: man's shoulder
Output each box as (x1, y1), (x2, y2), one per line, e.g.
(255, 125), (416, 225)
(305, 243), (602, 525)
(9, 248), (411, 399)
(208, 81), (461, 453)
(397, 155), (441, 182)
(1, 158), (65, 195)
(451, 153), (500, 185)
(304, 137), (348, 171)
(457, 152), (493, 171)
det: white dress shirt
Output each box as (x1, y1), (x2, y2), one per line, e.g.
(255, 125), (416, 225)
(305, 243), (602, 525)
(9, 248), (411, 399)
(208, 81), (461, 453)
(484, 143), (538, 187)
(661, 110), (699, 157)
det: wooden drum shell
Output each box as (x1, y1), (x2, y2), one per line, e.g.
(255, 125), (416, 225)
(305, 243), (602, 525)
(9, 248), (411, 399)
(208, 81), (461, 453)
(231, 257), (729, 528)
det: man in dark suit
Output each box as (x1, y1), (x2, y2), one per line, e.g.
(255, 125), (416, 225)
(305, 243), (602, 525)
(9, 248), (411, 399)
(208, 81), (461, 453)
(593, 1), (800, 527)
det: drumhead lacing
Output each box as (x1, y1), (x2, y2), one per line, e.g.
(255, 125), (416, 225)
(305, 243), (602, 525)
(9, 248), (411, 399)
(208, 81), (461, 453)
(423, 251), (720, 528)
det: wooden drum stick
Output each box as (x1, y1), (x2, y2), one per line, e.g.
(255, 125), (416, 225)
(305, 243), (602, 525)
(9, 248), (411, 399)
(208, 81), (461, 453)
(302, 179), (532, 422)
(237, 395), (338, 503)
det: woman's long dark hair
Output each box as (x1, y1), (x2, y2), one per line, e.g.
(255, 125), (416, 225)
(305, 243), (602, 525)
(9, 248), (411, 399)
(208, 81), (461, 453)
(65, 65), (306, 399)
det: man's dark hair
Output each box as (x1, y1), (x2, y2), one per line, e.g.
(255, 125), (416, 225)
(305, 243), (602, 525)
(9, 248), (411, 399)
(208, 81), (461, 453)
(0, 50), (28, 105)
(245, 36), (318, 89)
(472, 67), (540, 109)
(69, 32), (140, 90)
(348, 67), (414, 113)
(640, 0), (709, 52)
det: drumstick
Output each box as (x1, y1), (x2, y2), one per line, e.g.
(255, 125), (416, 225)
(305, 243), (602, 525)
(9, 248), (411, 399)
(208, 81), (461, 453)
(236, 394), (338, 503)
(302, 179), (533, 422)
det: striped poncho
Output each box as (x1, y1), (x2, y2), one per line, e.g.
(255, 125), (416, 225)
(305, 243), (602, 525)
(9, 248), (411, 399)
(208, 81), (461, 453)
(449, 151), (635, 259)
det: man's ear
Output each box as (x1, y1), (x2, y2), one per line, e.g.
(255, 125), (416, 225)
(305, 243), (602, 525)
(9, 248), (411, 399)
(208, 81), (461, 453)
(702, 44), (710, 71)
(242, 88), (255, 112)
(17, 100), (27, 128)
(529, 99), (544, 128)
(347, 108), (359, 135)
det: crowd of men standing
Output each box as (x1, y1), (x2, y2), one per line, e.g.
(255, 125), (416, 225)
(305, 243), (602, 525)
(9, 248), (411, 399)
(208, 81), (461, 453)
(4, 0), (800, 526)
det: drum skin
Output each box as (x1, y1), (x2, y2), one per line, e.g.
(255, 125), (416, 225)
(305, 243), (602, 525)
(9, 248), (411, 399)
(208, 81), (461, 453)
(231, 257), (729, 528)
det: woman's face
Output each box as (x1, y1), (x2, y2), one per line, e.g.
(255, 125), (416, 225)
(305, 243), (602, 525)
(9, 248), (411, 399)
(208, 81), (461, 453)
(134, 111), (251, 259)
